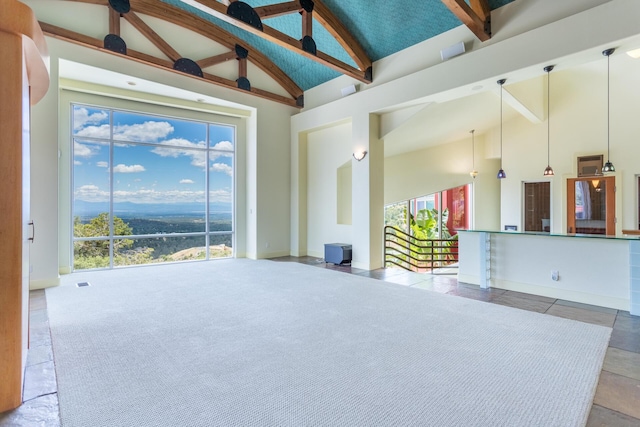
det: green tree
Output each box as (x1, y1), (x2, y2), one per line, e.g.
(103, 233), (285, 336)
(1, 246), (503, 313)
(74, 213), (149, 269)
(384, 202), (407, 230)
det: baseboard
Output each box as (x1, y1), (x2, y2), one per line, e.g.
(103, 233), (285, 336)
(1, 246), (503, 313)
(456, 274), (628, 311)
(255, 250), (290, 260)
(307, 250), (323, 259)
(30, 277), (60, 290)
(457, 274), (479, 286)
(492, 279), (629, 311)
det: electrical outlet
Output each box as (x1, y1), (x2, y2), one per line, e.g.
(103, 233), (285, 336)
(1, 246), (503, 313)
(551, 270), (559, 281)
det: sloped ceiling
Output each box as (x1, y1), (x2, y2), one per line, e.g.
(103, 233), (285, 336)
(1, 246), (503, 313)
(167, 0), (515, 90)
(32, 0), (515, 107)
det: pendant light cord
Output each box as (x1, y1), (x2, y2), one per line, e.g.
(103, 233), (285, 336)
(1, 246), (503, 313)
(500, 84), (503, 169)
(547, 69), (550, 166)
(607, 52), (610, 161)
(471, 129), (475, 170)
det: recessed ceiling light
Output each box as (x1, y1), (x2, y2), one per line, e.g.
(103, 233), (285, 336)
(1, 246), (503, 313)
(126, 81), (137, 86)
(626, 48), (640, 58)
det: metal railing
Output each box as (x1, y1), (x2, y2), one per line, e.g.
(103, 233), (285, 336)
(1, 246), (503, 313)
(384, 226), (459, 273)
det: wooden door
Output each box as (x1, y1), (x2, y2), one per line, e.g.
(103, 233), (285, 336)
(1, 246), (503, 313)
(0, 1), (49, 412)
(567, 176), (615, 235)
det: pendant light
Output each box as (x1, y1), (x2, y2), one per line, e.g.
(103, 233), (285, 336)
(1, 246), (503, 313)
(497, 79), (506, 179)
(543, 65), (555, 176)
(469, 129), (478, 178)
(602, 48), (616, 173)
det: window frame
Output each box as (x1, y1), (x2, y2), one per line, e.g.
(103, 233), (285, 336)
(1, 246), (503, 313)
(60, 90), (245, 271)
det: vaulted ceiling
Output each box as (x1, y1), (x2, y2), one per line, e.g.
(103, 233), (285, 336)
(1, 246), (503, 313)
(36, 0), (515, 107)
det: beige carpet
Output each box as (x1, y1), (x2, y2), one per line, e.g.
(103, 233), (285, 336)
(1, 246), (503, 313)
(47, 259), (611, 426)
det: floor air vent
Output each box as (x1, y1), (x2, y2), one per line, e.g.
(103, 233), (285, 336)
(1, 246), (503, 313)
(76, 282), (91, 287)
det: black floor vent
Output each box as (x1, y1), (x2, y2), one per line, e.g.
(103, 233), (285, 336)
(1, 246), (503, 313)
(76, 282), (91, 287)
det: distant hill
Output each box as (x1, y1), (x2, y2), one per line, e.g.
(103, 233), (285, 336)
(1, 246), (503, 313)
(74, 201), (232, 218)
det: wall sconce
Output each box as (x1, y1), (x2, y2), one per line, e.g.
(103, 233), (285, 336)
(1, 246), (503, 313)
(353, 150), (367, 161)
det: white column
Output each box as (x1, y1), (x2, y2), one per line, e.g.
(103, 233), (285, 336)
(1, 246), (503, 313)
(630, 240), (640, 316)
(351, 113), (383, 270)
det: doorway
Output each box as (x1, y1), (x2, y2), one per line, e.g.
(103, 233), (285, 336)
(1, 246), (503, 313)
(567, 176), (615, 235)
(524, 182), (550, 232)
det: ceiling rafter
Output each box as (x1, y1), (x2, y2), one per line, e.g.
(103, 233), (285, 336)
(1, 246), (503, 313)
(46, 0), (303, 107)
(123, 12), (182, 62)
(311, 0), (371, 72)
(441, 0), (491, 42)
(109, 8), (120, 35)
(197, 51), (237, 68)
(254, 2), (301, 19)
(40, 21), (299, 107)
(184, 0), (373, 83)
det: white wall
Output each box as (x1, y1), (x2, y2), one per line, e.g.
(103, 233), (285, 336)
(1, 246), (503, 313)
(499, 59), (640, 234)
(458, 231), (630, 310)
(306, 122), (353, 257)
(291, 0), (640, 265)
(384, 135), (501, 231)
(29, 36), (296, 287)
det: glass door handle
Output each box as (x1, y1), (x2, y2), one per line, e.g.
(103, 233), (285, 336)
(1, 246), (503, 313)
(28, 221), (35, 242)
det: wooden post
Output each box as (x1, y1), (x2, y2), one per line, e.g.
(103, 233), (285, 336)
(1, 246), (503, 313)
(0, 0), (49, 413)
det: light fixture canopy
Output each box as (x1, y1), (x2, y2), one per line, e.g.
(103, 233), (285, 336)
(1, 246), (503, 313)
(543, 65), (555, 176)
(603, 48), (616, 173)
(497, 78), (506, 179)
(469, 129), (478, 178)
(353, 150), (367, 161)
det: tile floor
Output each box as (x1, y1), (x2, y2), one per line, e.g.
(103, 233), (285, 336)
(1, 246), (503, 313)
(1, 257), (639, 426)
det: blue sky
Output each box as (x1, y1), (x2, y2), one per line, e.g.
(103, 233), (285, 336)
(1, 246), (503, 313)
(72, 105), (234, 212)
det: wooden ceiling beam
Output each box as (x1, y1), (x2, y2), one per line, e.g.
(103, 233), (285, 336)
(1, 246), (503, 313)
(61, 0), (302, 101)
(129, 0), (302, 99)
(109, 8), (120, 35)
(441, 0), (491, 41)
(188, 0), (372, 83)
(302, 10), (312, 38)
(312, 0), (371, 72)
(122, 11), (181, 62)
(39, 22), (300, 108)
(255, 2), (301, 19)
(197, 51), (237, 69)
(469, 0), (490, 21)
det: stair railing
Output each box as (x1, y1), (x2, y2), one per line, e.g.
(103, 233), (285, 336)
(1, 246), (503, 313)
(384, 226), (459, 273)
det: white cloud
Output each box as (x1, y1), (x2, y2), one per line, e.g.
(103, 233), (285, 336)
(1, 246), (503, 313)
(211, 141), (233, 151)
(75, 124), (111, 139)
(113, 121), (174, 142)
(113, 164), (146, 173)
(209, 189), (232, 203)
(73, 107), (108, 130)
(211, 162), (233, 177)
(74, 184), (109, 202)
(112, 189), (209, 204)
(74, 141), (97, 158)
(75, 186), (232, 204)
(96, 161), (109, 168)
(74, 160), (82, 166)
(180, 179), (195, 184)
(74, 120), (174, 142)
(151, 138), (208, 168)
